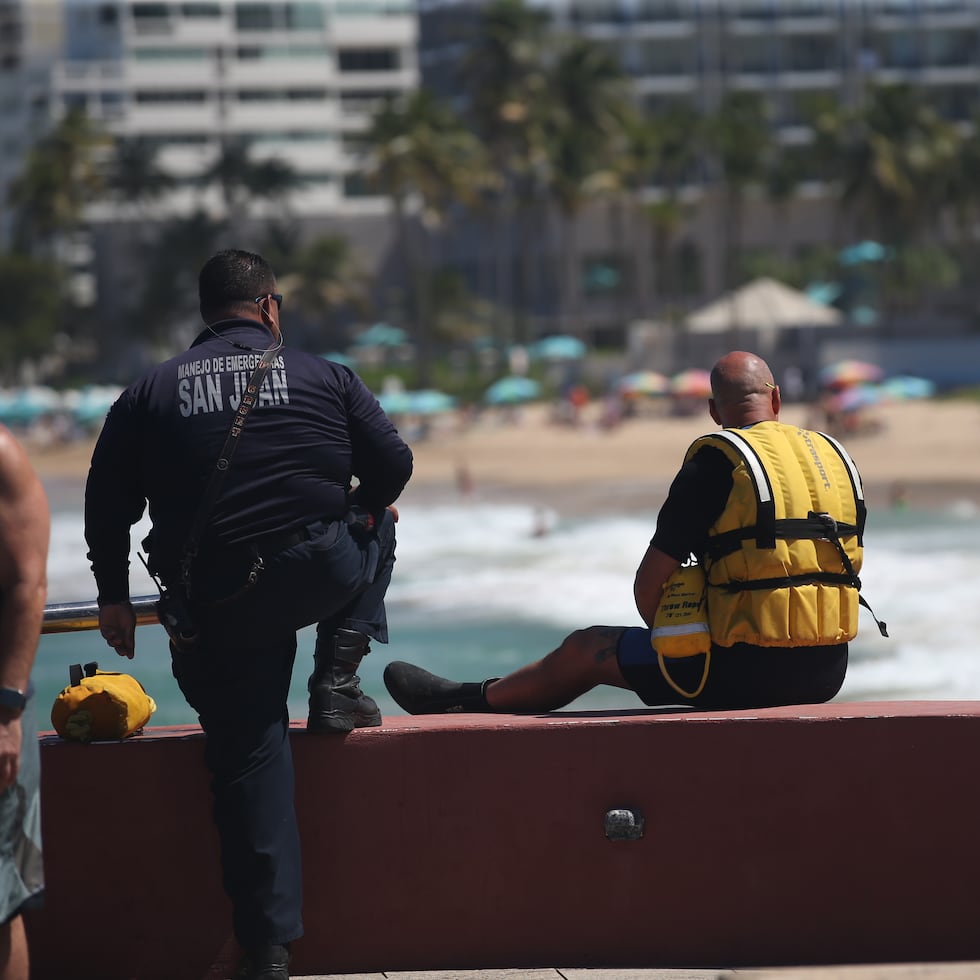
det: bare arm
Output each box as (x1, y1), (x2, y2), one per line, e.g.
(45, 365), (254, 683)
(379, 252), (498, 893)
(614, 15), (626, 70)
(633, 544), (681, 629)
(0, 428), (49, 790)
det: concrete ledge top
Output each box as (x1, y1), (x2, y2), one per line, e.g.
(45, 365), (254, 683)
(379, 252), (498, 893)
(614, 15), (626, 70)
(36, 699), (980, 746)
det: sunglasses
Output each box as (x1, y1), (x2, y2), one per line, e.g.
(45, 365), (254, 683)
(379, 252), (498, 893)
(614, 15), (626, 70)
(254, 293), (283, 310)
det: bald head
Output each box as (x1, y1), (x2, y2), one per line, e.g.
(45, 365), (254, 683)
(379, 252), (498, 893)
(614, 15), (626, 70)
(708, 350), (780, 427)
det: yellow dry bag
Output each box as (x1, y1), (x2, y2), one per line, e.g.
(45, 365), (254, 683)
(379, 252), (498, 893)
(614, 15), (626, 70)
(51, 662), (157, 743)
(650, 557), (712, 699)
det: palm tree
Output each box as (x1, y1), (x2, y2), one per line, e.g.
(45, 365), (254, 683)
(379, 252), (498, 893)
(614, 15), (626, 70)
(0, 252), (65, 377)
(541, 35), (630, 334)
(808, 84), (960, 249)
(704, 90), (772, 293)
(7, 107), (107, 257)
(459, 0), (552, 342)
(105, 137), (175, 220)
(134, 210), (226, 349)
(620, 101), (703, 311)
(275, 234), (370, 350)
(363, 90), (486, 384)
(203, 139), (298, 223)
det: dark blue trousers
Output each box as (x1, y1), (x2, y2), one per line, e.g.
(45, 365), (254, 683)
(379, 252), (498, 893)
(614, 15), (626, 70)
(170, 511), (396, 946)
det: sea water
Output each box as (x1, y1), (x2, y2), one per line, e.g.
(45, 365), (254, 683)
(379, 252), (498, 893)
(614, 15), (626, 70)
(35, 493), (980, 728)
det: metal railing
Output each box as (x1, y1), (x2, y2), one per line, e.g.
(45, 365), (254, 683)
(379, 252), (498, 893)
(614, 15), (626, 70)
(42, 596), (160, 635)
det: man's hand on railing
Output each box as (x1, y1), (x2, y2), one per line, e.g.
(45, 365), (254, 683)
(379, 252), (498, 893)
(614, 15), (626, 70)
(98, 601), (137, 660)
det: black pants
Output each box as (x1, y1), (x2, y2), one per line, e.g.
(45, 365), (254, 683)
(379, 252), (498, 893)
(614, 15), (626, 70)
(618, 627), (848, 711)
(170, 510), (396, 946)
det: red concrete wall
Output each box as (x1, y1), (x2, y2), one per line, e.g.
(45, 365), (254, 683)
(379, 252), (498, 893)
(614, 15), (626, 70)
(26, 702), (980, 979)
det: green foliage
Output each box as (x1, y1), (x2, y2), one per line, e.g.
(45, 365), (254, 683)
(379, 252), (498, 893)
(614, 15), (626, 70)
(0, 253), (65, 374)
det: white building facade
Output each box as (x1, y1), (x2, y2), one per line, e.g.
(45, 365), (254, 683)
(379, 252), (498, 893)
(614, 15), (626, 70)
(49, 0), (418, 218)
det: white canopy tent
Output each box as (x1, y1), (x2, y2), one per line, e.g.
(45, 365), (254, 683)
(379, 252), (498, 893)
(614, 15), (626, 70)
(686, 277), (843, 335)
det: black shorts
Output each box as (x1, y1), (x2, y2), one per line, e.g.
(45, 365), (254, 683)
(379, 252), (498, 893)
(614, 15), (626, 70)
(617, 626), (848, 710)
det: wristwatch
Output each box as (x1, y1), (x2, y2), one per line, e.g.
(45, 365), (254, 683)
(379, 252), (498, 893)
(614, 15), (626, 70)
(0, 688), (27, 714)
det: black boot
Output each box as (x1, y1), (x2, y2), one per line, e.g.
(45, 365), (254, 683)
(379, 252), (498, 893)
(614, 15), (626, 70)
(308, 628), (382, 733)
(235, 943), (290, 980)
(383, 661), (498, 715)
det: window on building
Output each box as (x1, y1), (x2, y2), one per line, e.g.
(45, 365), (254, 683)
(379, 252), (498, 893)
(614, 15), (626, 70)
(784, 34), (839, 73)
(129, 3), (170, 25)
(336, 0), (412, 14)
(876, 31), (919, 70)
(235, 3), (276, 31)
(633, 1), (687, 23)
(235, 2), (324, 31)
(924, 29), (976, 68)
(133, 46), (211, 59)
(726, 34), (776, 73)
(729, 0), (775, 20)
(135, 89), (209, 103)
(181, 3), (222, 16)
(338, 48), (399, 71)
(778, 0), (831, 14)
(236, 44), (329, 60)
(286, 88), (328, 101)
(340, 89), (397, 112)
(343, 172), (377, 197)
(286, 3), (325, 29)
(635, 38), (697, 76)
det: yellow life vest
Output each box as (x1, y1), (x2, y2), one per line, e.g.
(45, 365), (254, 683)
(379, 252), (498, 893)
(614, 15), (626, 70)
(686, 421), (868, 648)
(51, 663), (157, 742)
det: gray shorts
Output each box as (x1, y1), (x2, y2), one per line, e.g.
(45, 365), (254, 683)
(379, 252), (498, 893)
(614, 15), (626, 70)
(0, 689), (43, 923)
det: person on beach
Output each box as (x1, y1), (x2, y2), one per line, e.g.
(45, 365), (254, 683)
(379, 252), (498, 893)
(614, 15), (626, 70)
(84, 249), (412, 980)
(0, 427), (49, 980)
(385, 350), (880, 716)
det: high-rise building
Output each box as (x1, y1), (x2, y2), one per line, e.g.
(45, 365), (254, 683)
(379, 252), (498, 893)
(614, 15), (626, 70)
(0, 0), (63, 243)
(47, 0), (418, 218)
(416, 0), (980, 339)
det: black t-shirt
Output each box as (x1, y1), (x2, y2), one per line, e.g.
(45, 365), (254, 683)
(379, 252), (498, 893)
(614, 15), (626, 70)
(650, 445), (734, 561)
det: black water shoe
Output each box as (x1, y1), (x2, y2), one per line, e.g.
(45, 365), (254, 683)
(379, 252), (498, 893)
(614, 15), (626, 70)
(383, 661), (497, 715)
(235, 943), (290, 980)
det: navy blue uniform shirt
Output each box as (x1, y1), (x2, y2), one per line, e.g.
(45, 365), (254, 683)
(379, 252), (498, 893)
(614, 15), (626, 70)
(84, 319), (414, 603)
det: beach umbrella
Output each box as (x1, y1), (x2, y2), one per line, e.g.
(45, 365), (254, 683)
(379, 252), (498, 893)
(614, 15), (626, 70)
(377, 390), (414, 416)
(832, 384), (882, 413)
(484, 375), (541, 406)
(407, 389), (457, 416)
(351, 322), (409, 348)
(70, 385), (123, 426)
(880, 375), (936, 401)
(838, 240), (889, 266)
(819, 359), (884, 390)
(670, 369), (712, 399)
(0, 386), (62, 425)
(616, 370), (670, 398)
(529, 335), (587, 361)
(320, 351), (356, 368)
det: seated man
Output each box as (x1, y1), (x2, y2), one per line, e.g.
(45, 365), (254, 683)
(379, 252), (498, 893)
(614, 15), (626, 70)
(385, 350), (884, 716)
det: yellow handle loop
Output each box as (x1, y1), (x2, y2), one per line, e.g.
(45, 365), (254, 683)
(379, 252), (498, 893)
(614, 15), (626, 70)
(657, 648), (711, 700)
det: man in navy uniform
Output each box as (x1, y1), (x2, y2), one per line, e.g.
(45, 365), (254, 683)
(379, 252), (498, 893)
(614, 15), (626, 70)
(85, 249), (413, 979)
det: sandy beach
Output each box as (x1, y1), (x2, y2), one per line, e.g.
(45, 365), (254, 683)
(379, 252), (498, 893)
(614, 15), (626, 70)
(22, 397), (980, 517)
